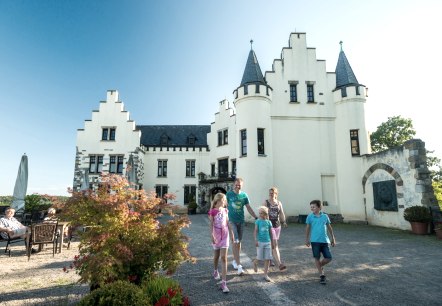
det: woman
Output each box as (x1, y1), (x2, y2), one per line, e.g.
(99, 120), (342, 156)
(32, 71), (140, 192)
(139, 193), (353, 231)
(264, 187), (287, 271)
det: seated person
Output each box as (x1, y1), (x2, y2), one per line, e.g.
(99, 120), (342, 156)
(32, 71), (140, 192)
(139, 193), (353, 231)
(44, 207), (57, 221)
(44, 207), (69, 240)
(0, 207), (29, 239)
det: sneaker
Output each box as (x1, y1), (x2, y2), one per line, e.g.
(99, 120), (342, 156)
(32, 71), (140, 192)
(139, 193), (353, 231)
(232, 260), (238, 270)
(220, 281), (229, 293)
(213, 270), (220, 280)
(279, 264), (287, 271)
(237, 265), (244, 275)
(320, 275), (326, 285)
(264, 275), (273, 282)
(253, 259), (258, 272)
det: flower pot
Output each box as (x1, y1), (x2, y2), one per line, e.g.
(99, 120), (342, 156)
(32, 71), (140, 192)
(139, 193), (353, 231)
(435, 228), (442, 240)
(410, 222), (428, 235)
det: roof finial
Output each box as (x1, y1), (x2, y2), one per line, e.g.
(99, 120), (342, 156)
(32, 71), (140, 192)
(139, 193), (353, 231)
(250, 39), (253, 50)
(339, 41), (343, 51)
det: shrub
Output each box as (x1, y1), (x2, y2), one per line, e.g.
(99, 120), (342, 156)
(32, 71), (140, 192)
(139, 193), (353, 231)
(61, 174), (193, 287)
(77, 280), (150, 306)
(143, 275), (189, 306)
(403, 205), (432, 223)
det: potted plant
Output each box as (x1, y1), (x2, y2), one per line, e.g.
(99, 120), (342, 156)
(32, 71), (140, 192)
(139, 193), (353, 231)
(187, 201), (198, 215)
(403, 205), (432, 235)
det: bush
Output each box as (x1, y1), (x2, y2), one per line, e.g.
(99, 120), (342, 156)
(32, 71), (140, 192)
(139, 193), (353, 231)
(78, 280), (150, 306)
(143, 275), (189, 306)
(61, 174), (193, 287)
(403, 205), (432, 223)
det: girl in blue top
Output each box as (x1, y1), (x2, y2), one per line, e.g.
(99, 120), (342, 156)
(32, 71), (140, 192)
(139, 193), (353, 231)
(253, 206), (275, 282)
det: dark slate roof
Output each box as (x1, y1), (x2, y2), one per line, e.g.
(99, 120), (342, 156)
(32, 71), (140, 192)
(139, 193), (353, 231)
(240, 49), (266, 86)
(335, 49), (359, 89)
(137, 125), (211, 147)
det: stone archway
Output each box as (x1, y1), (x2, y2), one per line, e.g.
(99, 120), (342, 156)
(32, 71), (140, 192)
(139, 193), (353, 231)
(362, 163), (403, 194)
(211, 187), (227, 199)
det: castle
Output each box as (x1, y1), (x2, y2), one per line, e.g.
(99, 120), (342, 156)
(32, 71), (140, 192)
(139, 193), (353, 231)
(74, 32), (436, 230)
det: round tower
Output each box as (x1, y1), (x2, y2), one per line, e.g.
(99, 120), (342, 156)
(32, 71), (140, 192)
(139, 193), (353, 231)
(233, 41), (274, 215)
(333, 42), (369, 221)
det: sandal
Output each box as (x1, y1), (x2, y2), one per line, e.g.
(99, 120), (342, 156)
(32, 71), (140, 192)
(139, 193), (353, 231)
(279, 264), (287, 271)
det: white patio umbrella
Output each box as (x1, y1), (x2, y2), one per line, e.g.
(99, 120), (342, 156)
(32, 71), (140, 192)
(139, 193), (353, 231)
(11, 154), (28, 211)
(80, 169), (90, 191)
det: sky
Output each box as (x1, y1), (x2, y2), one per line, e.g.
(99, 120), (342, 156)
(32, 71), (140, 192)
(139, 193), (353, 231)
(1, 0), (441, 196)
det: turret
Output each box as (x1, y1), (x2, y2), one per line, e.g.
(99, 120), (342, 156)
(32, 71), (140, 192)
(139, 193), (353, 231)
(333, 42), (369, 220)
(233, 41), (274, 216)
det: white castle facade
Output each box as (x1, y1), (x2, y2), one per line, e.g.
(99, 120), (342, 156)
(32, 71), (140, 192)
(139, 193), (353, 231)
(74, 32), (436, 230)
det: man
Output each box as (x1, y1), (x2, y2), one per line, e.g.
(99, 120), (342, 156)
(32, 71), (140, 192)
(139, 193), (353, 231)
(226, 177), (258, 275)
(0, 207), (29, 240)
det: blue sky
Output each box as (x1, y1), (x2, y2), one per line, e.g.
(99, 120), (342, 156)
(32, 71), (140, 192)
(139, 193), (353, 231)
(1, 0), (441, 196)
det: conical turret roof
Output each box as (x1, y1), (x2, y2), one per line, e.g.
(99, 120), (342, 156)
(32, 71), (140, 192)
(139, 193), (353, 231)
(240, 48), (266, 86)
(335, 42), (359, 89)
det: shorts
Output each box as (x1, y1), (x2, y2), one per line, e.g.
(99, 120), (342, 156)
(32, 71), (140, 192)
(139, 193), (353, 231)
(229, 222), (244, 243)
(12, 227), (27, 237)
(311, 242), (332, 259)
(256, 242), (272, 261)
(271, 226), (281, 240)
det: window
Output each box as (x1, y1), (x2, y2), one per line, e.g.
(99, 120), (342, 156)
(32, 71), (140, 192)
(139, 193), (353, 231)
(223, 129), (228, 145)
(255, 84), (260, 93)
(241, 129), (247, 156)
(290, 84), (297, 102)
(110, 155), (124, 173)
(155, 185), (168, 200)
(257, 128), (265, 155)
(218, 158), (228, 178)
(186, 160), (195, 177)
(211, 164), (215, 176)
(102, 128), (116, 141)
(350, 130), (360, 156)
(187, 135), (196, 145)
(218, 129), (228, 146)
(307, 84), (314, 102)
(89, 155), (103, 173)
(158, 160), (167, 177)
(244, 85), (248, 95)
(160, 134), (168, 146)
(231, 159), (236, 177)
(218, 131), (222, 146)
(184, 185), (196, 204)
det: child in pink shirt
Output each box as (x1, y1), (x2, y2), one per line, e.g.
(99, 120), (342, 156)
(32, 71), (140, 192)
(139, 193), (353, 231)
(208, 193), (233, 293)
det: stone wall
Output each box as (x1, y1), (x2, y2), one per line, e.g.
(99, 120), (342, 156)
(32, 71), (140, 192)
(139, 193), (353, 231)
(362, 139), (437, 230)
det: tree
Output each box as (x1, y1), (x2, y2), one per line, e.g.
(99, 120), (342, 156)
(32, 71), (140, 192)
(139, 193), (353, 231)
(370, 115), (416, 153)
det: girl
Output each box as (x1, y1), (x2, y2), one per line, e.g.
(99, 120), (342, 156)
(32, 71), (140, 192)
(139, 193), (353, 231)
(253, 206), (275, 282)
(208, 193), (234, 293)
(265, 187), (287, 271)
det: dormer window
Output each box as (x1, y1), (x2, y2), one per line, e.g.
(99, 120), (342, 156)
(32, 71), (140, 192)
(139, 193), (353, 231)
(160, 134), (169, 146)
(187, 134), (196, 145)
(102, 127), (116, 141)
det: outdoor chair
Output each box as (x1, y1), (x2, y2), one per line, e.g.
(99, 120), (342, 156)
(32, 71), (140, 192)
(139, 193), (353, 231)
(0, 230), (29, 257)
(27, 221), (59, 260)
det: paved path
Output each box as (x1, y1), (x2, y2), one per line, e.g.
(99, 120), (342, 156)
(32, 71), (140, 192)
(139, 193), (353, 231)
(172, 214), (442, 306)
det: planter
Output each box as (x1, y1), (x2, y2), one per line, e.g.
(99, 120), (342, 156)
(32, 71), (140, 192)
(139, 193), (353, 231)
(410, 222), (428, 235)
(188, 208), (196, 215)
(435, 228), (442, 240)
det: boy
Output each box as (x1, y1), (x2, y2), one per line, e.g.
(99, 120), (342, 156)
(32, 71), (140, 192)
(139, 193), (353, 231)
(305, 200), (336, 285)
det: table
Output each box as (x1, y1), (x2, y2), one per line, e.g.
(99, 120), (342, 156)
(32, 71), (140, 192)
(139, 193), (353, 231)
(56, 221), (70, 253)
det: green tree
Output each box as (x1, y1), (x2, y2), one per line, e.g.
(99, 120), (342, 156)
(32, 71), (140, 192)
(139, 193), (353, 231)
(370, 115), (416, 153)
